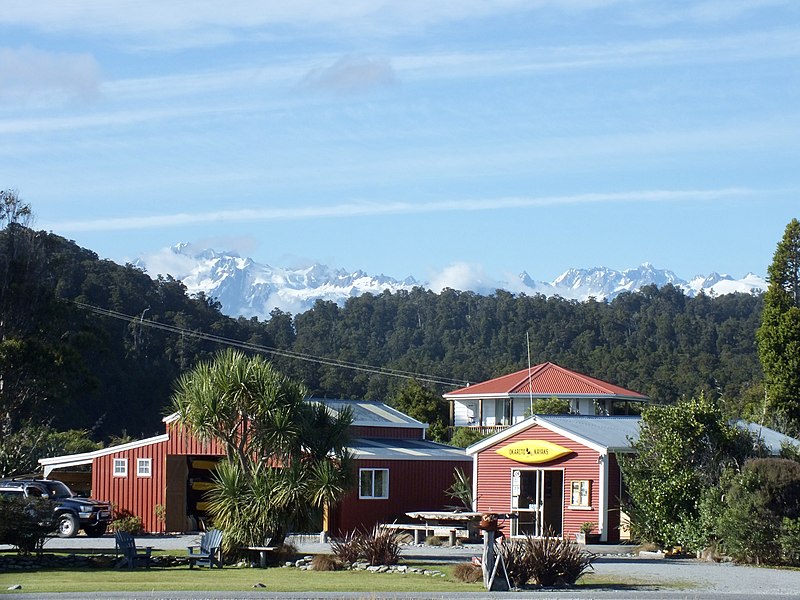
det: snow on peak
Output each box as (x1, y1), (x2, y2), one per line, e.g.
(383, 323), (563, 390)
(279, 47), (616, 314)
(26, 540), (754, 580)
(136, 246), (766, 319)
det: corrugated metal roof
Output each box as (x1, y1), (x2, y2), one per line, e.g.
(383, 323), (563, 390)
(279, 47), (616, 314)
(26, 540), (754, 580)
(537, 415), (641, 451)
(312, 399), (427, 429)
(467, 415), (641, 455)
(734, 420), (800, 454)
(468, 414), (800, 457)
(443, 362), (648, 400)
(348, 437), (472, 461)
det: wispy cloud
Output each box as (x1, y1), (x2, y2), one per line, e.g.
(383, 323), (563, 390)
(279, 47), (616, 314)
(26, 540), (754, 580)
(299, 56), (398, 93)
(0, 1), (614, 48)
(43, 188), (759, 233)
(0, 46), (100, 105)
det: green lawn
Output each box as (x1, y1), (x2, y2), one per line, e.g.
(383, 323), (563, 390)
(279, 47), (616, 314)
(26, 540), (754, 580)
(0, 562), (484, 594)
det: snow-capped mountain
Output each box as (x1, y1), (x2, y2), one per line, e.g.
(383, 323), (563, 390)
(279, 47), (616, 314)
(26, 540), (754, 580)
(137, 244), (766, 319)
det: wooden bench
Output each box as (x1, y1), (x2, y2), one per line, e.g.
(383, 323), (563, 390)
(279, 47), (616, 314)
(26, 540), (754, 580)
(241, 545), (278, 568)
(380, 523), (469, 545)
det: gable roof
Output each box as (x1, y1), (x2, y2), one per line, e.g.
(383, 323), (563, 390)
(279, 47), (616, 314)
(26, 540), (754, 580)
(466, 415), (641, 455)
(466, 415), (800, 457)
(443, 362), (648, 401)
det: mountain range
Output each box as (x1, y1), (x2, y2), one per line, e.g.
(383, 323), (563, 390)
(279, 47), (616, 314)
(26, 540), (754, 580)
(137, 243), (766, 319)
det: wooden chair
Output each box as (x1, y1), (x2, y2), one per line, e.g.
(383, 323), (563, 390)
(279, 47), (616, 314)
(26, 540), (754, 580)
(187, 528), (224, 569)
(114, 531), (152, 569)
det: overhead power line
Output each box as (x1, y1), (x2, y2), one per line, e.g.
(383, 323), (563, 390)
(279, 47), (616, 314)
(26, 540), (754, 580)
(71, 301), (470, 389)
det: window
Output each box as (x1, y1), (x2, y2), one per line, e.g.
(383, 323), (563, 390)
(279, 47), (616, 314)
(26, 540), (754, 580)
(359, 468), (389, 499)
(113, 458), (128, 477)
(137, 458), (152, 477)
(569, 479), (591, 508)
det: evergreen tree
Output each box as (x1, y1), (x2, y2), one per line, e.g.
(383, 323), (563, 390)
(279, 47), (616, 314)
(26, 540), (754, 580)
(757, 219), (800, 429)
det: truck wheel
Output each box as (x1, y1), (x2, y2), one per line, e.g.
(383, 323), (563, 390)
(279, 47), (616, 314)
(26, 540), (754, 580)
(83, 523), (107, 537)
(57, 513), (79, 538)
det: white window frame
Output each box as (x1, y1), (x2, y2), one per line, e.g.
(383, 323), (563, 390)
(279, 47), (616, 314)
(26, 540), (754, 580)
(113, 458), (128, 478)
(137, 458), (152, 478)
(359, 468), (389, 499)
(569, 479), (592, 509)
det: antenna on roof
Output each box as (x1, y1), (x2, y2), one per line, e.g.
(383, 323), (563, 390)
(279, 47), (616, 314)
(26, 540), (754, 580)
(527, 331), (533, 416)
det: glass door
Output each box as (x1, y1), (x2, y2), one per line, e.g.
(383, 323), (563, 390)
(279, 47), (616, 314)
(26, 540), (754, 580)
(511, 469), (563, 537)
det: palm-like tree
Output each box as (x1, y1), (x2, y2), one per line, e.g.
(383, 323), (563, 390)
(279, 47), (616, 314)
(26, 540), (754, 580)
(171, 348), (353, 550)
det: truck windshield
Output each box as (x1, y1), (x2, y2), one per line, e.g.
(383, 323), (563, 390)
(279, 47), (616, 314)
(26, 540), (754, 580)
(43, 481), (74, 499)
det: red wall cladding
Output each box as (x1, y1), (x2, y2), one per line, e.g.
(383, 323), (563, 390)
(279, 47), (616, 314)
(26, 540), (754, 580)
(92, 440), (169, 533)
(350, 426), (424, 439)
(329, 459), (470, 534)
(165, 422), (226, 456)
(475, 424), (607, 539)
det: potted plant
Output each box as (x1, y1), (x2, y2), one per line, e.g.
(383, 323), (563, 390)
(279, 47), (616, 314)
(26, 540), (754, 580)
(575, 522), (596, 544)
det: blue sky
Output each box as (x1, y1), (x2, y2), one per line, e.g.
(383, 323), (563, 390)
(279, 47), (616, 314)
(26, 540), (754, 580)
(1, 1), (798, 289)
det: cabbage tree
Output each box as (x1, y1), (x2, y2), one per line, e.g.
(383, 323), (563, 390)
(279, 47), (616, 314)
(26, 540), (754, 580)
(171, 348), (353, 549)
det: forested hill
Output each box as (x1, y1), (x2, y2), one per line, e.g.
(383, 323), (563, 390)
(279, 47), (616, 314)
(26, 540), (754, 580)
(2, 225), (763, 443)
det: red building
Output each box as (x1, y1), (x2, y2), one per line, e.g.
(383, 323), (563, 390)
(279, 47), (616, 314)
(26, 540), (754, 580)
(39, 400), (471, 535)
(467, 415), (639, 543)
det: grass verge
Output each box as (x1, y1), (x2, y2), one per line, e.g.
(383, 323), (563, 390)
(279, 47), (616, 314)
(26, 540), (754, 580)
(0, 562), (484, 594)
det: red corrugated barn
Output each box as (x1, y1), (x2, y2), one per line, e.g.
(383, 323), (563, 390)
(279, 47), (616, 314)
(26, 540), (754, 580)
(467, 415), (640, 543)
(39, 400), (471, 535)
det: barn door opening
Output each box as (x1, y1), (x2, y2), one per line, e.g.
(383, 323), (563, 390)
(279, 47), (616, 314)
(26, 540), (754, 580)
(511, 469), (563, 537)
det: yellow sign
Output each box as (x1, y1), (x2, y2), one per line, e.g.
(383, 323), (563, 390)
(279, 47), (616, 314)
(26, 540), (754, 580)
(496, 440), (572, 464)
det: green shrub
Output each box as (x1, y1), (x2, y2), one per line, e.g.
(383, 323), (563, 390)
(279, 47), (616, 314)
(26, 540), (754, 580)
(717, 458), (800, 565)
(449, 427), (488, 448)
(498, 531), (594, 588)
(111, 510), (143, 535)
(779, 517), (800, 565)
(452, 562), (483, 583)
(0, 496), (55, 554)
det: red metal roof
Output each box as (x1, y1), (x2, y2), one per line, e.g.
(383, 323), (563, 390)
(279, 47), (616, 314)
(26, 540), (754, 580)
(443, 362), (647, 399)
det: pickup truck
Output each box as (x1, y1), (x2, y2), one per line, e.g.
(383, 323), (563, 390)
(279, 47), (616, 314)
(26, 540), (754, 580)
(0, 478), (112, 537)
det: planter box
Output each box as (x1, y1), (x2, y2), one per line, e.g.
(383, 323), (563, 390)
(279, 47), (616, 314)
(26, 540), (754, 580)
(575, 532), (600, 544)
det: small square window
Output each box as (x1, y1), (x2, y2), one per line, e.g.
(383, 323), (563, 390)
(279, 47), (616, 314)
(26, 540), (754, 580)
(137, 458), (152, 477)
(113, 458), (128, 477)
(570, 479), (591, 507)
(359, 468), (389, 499)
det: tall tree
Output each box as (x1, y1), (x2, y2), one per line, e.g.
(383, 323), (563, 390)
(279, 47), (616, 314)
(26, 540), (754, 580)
(757, 218), (800, 429)
(171, 349), (354, 549)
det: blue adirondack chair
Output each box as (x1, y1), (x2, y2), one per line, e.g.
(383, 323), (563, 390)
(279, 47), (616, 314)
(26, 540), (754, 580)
(115, 531), (152, 569)
(187, 528), (224, 569)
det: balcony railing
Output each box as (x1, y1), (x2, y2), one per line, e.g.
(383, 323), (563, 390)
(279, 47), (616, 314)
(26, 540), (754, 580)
(447, 424), (510, 438)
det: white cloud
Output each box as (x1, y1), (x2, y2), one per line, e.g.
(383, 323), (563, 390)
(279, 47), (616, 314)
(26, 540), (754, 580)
(428, 263), (503, 294)
(299, 56), (398, 93)
(40, 187), (761, 233)
(0, 46), (100, 105)
(135, 246), (198, 279)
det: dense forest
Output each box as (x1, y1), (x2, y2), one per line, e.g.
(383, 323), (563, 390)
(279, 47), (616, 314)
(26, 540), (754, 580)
(1, 219), (765, 451)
